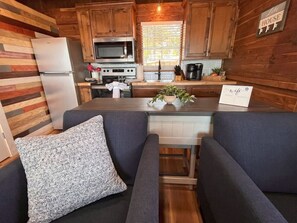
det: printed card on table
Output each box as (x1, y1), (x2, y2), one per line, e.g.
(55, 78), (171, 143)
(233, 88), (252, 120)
(219, 85), (253, 107)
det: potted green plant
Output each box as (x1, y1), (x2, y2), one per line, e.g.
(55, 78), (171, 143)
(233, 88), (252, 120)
(210, 67), (222, 76)
(149, 85), (196, 104)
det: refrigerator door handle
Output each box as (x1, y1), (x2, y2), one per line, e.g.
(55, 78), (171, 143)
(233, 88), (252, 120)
(41, 72), (72, 75)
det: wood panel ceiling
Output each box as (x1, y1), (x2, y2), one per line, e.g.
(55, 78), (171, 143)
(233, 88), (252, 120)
(16, 0), (182, 12)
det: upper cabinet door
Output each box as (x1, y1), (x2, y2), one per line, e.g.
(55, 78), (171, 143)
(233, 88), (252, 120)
(91, 6), (134, 38)
(112, 6), (133, 36)
(91, 8), (113, 37)
(207, 2), (238, 58)
(76, 2), (136, 62)
(76, 9), (95, 62)
(185, 2), (211, 59)
(183, 0), (238, 60)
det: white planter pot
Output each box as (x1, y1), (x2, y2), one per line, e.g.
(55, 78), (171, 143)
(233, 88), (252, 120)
(164, 95), (176, 104)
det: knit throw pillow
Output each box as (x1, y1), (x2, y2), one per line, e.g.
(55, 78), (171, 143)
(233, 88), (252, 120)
(15, 115), (127, 223)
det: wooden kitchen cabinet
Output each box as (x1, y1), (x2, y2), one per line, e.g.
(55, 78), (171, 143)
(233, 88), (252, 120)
(91, 5), (135, 38)
(77, 83), (93, 103)
(190, 85), (222, 97)
(131, 82), (229, 98)
(76, 2), (135, 62)
(91, 8), (111, 37)
(76, 9), (95, 62)
(184, 2), (210, 58)
(183, 0), (238, 59)
(132, 86), (163, 98)
(207, 2), (238, 58)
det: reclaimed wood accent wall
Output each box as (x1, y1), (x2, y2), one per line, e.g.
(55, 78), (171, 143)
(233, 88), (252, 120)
(136, 2), (184, 63)
(224, 0), (297, 111)
(0, 1), (59, 138)
(0, 0), (59, 37)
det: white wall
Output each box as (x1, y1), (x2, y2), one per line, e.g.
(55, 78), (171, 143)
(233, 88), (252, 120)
(181, 59), (222, 76)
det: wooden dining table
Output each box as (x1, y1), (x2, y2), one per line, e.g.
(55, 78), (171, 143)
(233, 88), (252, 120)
(73, 97), (284, 186)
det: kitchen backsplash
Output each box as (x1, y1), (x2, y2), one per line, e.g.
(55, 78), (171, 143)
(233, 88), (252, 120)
(89, 59), (222, 81)
(143, 72), (174, 81)
(181, 59), (222, 76)
(143, 59), (222, 81)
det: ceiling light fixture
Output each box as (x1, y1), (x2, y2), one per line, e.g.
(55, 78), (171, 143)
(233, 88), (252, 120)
(157, 0), (161, 12)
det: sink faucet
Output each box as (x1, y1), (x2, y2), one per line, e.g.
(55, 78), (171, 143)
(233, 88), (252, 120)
(157, 60), (161, 80)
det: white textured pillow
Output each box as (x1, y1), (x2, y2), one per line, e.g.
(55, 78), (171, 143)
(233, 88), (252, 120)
(15, 115), (127, 223)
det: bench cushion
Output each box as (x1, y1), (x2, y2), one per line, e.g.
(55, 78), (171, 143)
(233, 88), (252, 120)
(53, 186), (133, 223)
(265, 192), (297, 223)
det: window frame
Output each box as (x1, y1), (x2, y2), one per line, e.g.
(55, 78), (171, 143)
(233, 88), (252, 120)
(140, 21), (183, 71)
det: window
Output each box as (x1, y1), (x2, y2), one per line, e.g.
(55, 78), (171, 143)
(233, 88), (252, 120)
(141, 21), (183, 68)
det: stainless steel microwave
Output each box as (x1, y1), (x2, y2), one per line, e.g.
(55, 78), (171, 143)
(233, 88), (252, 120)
(93, 37), (135, 63)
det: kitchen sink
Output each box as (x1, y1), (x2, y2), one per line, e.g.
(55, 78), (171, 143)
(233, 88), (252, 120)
(144, 71), (175, 83)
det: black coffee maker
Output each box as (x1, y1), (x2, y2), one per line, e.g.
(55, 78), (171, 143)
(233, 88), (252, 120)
(185, 63), (203, 80)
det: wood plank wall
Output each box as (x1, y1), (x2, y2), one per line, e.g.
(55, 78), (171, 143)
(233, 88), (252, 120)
(34, 2), (185, 64)
(16, 0), (181, 11)
(34, 2), (185, 41)
(16, 0), (297, 111)
(0, 0), (59, 37)
(224, 0), (297, 111)
(46, 8), (80, 40)
(0, 1), (59, 138)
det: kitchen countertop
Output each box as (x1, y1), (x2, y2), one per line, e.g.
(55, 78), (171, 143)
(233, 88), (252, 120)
(77, 82), (92, 87)
(131, 80), (237, 86)
(77, 80), (237, 89)
(73, 98), (283, 116)
(77, 80), (237, 88)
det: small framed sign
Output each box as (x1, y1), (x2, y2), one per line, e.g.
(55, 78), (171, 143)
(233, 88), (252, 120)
(257, 0), (290, 37)
(219, 85), (253, 107)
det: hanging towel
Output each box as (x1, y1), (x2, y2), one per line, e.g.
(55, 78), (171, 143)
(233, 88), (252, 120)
(105, 81), (129, 98)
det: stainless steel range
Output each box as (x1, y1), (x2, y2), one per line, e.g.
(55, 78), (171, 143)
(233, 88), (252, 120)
(91, 64), (137, 98)
(101, 66), (136, 84)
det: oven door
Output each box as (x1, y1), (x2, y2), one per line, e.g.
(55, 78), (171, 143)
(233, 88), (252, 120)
(91, 76), (131, 98)
(91, 87), (131, 98)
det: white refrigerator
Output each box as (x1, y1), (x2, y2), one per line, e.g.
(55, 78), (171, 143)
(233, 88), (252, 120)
(31, 37), (86, 129)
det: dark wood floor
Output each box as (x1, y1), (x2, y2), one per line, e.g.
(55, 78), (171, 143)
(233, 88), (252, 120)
(160, 148), (203, 223)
